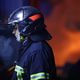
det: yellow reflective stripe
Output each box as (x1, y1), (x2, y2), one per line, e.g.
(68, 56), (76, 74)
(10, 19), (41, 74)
(15, 65), (24, 80)
(20, 36), (24, 42)
(30, 72), (49, 80)
(15, 65), (24, 73)
(16, 72), (23, 80)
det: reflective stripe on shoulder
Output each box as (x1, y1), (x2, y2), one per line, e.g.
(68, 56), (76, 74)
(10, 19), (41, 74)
(30, 72), (49, 80)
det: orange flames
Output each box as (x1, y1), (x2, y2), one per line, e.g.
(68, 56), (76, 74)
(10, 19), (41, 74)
(45, 0), (80, 67)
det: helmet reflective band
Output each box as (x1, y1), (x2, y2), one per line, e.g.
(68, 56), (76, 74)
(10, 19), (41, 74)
(29, 14), (41, 21)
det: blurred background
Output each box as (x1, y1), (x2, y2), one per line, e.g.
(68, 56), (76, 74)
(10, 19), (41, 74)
(0, 0), (80, 80)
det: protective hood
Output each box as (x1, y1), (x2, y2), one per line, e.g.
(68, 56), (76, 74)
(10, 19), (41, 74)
(30, 24), (52, 41)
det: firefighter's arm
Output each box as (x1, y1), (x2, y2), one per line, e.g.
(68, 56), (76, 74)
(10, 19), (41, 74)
(29, 50), (56, 80)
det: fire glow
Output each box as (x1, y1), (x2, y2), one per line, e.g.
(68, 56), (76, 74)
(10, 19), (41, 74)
(46, 0), (80, 67)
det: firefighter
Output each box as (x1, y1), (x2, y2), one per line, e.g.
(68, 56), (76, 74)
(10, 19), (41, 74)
(8, 6), (56, 80)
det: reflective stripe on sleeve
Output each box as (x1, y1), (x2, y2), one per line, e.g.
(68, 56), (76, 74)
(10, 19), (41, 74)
(30, 72), (49, 80)
(15, 65), (24, 80)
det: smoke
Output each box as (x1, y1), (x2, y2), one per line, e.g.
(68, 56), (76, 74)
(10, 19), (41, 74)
(0, 35), (19, 72)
